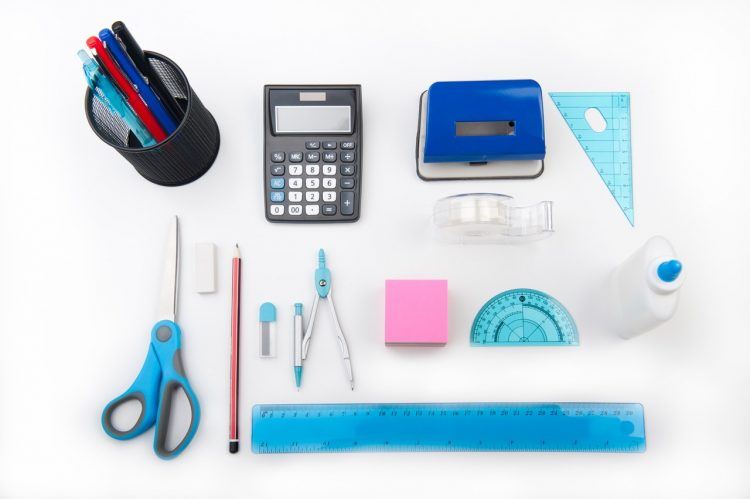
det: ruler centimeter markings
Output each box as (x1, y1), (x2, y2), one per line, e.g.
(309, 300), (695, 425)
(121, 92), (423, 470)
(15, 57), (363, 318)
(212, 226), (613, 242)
(549, 92), (634, 226)
(252, 402), (646, 453)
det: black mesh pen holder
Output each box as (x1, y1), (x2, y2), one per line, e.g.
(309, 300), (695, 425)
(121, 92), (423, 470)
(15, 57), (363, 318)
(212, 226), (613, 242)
(85, 51), (220, 186)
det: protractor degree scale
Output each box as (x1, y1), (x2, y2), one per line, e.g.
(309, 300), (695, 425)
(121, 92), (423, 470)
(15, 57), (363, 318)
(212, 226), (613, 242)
(471, 288), (579, 346)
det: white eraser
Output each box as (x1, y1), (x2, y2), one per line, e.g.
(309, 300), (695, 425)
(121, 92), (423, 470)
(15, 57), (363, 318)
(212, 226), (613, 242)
(195, 243), (216, 293)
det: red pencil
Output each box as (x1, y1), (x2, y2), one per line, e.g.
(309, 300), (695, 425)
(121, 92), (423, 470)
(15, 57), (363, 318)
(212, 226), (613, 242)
(229, 244), (241, 453)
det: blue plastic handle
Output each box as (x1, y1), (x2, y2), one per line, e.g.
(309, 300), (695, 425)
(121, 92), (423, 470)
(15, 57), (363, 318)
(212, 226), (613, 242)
(149, 320), (201, 459)
(101, 320), (200, 459)
(101, 345), (161, 440)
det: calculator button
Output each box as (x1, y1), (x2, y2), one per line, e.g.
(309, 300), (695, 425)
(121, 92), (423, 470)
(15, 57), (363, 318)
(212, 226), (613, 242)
(289, 178), (303, 189)
(270, 164), (285, 176)
(305, 152), (320, 162)
(305, 141), (320, 150)
(289, 164), (303, 176)
(323, 178), (336, 189)
(341, 164), (355, 176)
(289, 152), (303, 163)
(322, 141), (337, 149)
(306, 178), (320, 189)
(322, 204), (337, 215)
(341, 151), (355, 163)
(341, 192), (355, 216)
(289, 205), (303, 216)
(306, 191), (320, 202)
(270, 191), (285, 203)
(323, 151), (337, 163)
(323, 191), (337, 202)
(269, 205), (285, 216)
(340, 141), (355, 150)
(305, 205), (320, 216)
(289, 191), (303, 202)
(341, 178), (355, 189)
(270, 178), (285, 189)
(305, 164), (320, 175)
(323, 164), (336, 175)
(271, 152), (285, 162)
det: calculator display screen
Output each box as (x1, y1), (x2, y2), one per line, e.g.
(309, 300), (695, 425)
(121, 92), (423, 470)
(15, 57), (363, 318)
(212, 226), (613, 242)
(275, 106), (352, 134)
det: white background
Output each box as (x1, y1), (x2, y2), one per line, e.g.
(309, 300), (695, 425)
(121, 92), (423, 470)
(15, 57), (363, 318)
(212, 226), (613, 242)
(1, 0), (749, 497)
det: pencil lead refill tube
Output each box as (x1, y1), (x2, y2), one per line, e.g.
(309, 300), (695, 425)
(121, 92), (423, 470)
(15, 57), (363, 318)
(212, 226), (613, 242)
(259, 303), (277, 358)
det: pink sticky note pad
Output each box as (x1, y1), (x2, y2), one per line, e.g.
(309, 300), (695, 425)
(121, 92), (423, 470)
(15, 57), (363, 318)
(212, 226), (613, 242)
(385, 279), (448, 346)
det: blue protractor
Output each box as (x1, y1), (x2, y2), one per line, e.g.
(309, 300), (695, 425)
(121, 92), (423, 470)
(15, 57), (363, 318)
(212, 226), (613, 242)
(471, 289), (578, 346)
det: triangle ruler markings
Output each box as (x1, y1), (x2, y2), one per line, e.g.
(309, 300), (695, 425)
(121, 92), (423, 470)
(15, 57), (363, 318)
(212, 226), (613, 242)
(549, 92), (634, 226)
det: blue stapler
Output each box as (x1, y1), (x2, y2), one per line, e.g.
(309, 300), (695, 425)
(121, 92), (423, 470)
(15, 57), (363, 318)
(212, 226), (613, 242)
(416, 80), (546, 180)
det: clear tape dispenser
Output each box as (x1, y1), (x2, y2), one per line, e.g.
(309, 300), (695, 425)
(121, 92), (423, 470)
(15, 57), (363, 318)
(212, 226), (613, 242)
(432, 193), (554, 244)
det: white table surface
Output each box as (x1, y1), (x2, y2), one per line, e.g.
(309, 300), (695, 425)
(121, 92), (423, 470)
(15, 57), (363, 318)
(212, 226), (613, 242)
(2, 0), (749, 497)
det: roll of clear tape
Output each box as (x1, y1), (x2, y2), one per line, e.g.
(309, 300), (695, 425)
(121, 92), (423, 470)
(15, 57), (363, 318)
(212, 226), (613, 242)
(432, 193), (554, 244)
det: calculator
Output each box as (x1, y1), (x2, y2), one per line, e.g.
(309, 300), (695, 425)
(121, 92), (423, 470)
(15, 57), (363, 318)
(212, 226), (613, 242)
(264, 85), (362, 222)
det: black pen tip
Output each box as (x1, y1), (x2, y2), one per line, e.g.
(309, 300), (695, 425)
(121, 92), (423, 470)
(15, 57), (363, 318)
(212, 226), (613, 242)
(229, 441), (239, 453)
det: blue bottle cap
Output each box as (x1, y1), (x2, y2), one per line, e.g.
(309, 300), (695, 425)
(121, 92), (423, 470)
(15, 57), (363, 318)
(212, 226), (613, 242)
(657, 259), (682, 282)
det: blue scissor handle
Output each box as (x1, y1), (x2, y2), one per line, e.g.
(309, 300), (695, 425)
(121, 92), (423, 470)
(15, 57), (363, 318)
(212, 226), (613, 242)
(101, 344), (161, 440)
(149, 320), (201, 459)
(101, 320), (200, 459)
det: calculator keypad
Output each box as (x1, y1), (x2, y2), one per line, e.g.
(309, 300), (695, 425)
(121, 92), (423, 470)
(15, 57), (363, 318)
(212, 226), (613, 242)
(266, 140), (359, 221)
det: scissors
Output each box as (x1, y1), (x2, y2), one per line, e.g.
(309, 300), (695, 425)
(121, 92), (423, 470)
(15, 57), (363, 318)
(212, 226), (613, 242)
(301, 249), (354, 390)
(101, 216), (200, 459)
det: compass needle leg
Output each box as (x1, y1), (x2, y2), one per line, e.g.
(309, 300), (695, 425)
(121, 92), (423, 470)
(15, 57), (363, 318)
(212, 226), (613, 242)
(326, 292), (353, 389)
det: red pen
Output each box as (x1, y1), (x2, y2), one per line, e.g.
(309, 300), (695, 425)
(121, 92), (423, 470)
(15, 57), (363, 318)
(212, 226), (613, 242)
(229, 244), (241, 453)
(86, 36), (167, 143)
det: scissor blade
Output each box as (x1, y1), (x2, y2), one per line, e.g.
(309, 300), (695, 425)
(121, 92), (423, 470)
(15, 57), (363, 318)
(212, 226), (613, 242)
(157, 216), (179, 323)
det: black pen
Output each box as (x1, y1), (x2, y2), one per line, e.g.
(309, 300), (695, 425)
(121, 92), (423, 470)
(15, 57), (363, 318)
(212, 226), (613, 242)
(111, 21), (185, 122)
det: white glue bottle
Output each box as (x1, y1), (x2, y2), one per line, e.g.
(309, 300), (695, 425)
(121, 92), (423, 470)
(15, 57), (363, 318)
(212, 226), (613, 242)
(610, 236), (684, 339)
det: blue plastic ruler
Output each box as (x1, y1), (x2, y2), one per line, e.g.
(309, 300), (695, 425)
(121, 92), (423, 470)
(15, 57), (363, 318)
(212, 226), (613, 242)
(252, 402), (646, 453)
(549, 92), (634, 226)
(471, 289), (578, 346)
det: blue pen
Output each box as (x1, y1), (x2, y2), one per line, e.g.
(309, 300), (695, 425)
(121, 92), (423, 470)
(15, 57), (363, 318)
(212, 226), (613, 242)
(293, 303), (303, 389)
(99, 29), (178, 135)
(78, 50), (156, 147)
